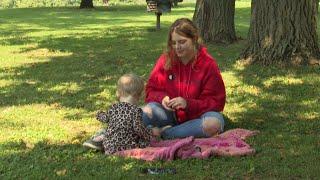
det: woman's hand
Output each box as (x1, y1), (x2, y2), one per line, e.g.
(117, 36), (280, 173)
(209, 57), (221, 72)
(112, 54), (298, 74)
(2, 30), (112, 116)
(167, 97), (187, 110)
(162, 96), (174, 111)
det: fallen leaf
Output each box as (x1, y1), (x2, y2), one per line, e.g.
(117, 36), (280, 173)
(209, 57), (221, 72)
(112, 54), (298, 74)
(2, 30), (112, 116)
(56, 169), (67, 176)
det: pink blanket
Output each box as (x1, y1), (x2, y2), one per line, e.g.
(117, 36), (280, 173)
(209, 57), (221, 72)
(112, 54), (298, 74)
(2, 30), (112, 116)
(114, 128), (259, 161)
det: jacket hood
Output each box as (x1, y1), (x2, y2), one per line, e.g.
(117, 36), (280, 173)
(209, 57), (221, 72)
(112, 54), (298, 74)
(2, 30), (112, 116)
(189, 46), (209, 70)
(172, 46), (208, 68)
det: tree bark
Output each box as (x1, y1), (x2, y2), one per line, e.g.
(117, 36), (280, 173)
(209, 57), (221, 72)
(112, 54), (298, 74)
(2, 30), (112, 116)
(80, 0), (94, 8)
(193, 0), (237, 44)
(241, 0), (320, 65)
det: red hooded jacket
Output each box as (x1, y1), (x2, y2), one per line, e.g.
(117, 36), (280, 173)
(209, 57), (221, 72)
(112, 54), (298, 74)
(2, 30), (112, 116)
(145, 47), (226, 123)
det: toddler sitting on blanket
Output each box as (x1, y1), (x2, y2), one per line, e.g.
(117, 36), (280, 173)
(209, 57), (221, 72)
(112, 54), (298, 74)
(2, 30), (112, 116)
(83, 73), (170, 154)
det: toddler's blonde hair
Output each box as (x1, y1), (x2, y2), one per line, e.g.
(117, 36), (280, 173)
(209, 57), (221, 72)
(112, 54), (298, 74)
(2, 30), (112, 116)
(117, 73), (144, 99)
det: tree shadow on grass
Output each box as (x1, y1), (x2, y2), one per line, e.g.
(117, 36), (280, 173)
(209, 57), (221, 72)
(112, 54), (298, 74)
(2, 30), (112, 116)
(0, 7), (180, 121)
(230, 65), (319, 131)
(1, 4), (318, 128)
(0, 27), (167, 112)
(204, 6), (320, 133)
(1, 5), (319, 178)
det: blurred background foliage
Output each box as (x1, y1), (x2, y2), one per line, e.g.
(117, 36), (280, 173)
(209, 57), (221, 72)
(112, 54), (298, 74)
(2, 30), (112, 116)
(0, 0), (200, 8)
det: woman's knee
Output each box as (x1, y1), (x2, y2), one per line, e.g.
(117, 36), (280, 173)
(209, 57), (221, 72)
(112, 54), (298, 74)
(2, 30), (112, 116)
(142, 105), (153, 119)
(142, 102), (161, 119)
(202, 117), (223, 137)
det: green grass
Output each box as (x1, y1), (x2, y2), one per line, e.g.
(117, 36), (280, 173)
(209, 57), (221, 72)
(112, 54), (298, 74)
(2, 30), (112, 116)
(1, 2), (319, 179)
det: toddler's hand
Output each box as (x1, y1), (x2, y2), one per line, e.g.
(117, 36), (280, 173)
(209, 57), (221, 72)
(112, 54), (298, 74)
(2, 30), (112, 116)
(96, 111), (107, 122)
(152, 127), (161, 137)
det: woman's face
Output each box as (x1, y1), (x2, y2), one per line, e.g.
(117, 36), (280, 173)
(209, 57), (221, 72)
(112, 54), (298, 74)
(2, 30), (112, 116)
(171, 31), (195, 63)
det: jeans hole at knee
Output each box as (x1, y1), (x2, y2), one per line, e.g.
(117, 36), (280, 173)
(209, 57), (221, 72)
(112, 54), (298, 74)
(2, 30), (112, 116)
(142, 105), (153, 119)
(202, 118), (221, 137)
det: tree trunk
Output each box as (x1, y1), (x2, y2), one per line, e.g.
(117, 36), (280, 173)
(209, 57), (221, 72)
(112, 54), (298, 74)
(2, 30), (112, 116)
(80, 0), (94, 8)
(241, 0), (320, 65)
(193, 0), (236, 44)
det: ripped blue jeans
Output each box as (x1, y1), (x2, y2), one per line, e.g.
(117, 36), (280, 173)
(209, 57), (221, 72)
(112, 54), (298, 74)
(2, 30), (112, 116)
(142, 102), (225, 139)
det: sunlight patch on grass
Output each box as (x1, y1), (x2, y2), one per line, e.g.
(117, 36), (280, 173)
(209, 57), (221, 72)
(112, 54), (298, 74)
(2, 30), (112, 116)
(48, 82), (82, 94)
(0, 23), (48, 31)
(23, 47), (73, 59)
(224, 71), (261, 98)
(263, 76), (303, 88)
(106, 155), (122, 163)
(26, 30), (108, 39)
(128, 36), (145, 41)
(85, 86), (115, 109)
(224, 104), (246, 122)
(61, 112), (100, 141)
(236, 1), (251, 8)
(96, 88), (114, 99)
(298, 111), (319, 121)
(235, 23), (250, 29)
(267, 93), (286, 101)
(0, 45), (72, 70)
(244, 85), (261, 96)
(0, 79), (19, 88)
(0, 104), (67, 143)
(300, 99), (319, 107)
(223, 71), (252, 121)
(0, 103), (101, 147)
(0, 46), (33, 67)
(296, 99), (319, 121)
(121, 162), (135, 171)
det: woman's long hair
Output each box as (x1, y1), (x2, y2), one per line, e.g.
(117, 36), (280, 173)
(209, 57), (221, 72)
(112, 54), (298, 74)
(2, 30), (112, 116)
(164, 18), (203, 70)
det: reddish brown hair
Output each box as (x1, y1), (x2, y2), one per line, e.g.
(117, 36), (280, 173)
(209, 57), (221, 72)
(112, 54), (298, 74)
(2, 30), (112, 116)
(165, 18), (203, 70)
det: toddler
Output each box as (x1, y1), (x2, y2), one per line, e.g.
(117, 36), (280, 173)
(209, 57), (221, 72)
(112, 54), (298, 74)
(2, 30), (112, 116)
(83, 73), (168, 154)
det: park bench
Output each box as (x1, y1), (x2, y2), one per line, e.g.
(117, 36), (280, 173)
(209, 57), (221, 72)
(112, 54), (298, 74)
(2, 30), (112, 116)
(147, 0), (183, 12)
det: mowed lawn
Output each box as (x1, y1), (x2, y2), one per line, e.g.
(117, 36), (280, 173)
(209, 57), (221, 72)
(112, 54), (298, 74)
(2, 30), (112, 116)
(0, 2), (319, 179)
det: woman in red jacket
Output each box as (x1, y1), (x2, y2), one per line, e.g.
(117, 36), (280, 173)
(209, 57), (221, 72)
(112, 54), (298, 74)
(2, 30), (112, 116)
(143, 18), (226, 139)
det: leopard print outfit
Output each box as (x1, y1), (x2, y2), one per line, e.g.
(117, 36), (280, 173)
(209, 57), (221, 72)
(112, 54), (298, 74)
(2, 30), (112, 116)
(97, 102), (152, 154)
